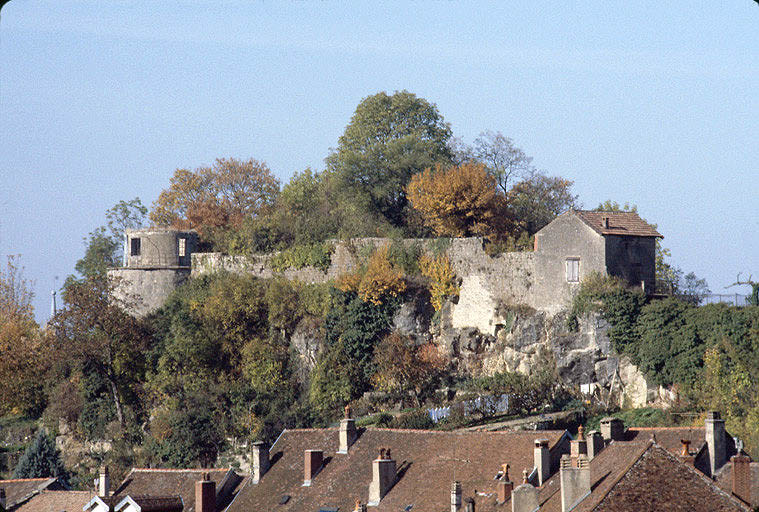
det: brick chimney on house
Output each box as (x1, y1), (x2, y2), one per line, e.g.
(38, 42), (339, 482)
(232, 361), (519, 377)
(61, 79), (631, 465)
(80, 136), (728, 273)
(195, 473), (216, 512)
(534, 439), (551, 485)
(339, 405), (357, 453)
(251, 441), (270, 484)
(98, 465), (110, 498)
(511, 478), (539, 512)
(731, 454), (752, 506)
(368, 448), (396, 505)
(303, 450), (324, 486)
(569, 426), (588, 466)
(451, 481), (462, 512)
(600, 417), (624, 442)
(706, 411), (727, 476)
(497, 463), (514, 505)
(601, 215), (609, 229)
(560, 454), (591, 512)
(586, 431), (604, 460)
(464, 496), (475, 512)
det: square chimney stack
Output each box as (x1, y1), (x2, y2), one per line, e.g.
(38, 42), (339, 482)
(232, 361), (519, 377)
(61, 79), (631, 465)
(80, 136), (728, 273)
(368, 448), (396, 506)
(731, 454), (752, 506)
(600, 417), (624, 442)
(534, 439), (551, 486)
(195, 472), (216, 512)
(497, 463), (514, 505)
(303, 449), (323, 486)
(706, 411), (727, 476)
(251, 441), (270, 484)
(560, 454), (590, 512)
(98, 465), (110, 498)
(339, 405), (357, 453)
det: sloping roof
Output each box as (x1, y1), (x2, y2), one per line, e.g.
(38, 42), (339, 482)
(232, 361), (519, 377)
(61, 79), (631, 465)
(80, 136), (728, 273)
(114, 468), (244, 512)
(116, 494), (184, 512)
(14, 490), (93, 512)
(0, 477), (65, 509)
(538, 441), (749, 512)
(227, 427), (569, 512)
(586, 444), (748, 511)
(625, 426), (708, 456)
(573, 210), (663, 238)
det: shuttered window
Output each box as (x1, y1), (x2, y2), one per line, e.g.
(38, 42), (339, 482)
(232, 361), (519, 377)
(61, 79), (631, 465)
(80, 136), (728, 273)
(566, 258), (580, 282)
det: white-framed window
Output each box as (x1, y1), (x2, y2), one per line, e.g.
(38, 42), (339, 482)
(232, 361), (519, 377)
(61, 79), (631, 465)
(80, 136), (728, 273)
(178, 237), (186, 257)
(566, 258), (580, 282)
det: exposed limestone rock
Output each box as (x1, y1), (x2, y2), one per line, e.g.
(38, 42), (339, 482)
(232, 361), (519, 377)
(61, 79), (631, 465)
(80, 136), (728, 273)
(392, 288), (434, 344)
(290, 316), (324, 384)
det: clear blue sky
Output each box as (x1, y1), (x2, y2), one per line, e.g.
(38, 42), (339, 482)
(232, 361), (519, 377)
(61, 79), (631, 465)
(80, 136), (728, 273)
(1, 1), (757, 323)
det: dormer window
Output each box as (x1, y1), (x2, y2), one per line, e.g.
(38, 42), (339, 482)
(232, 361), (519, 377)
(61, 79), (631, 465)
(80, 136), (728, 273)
(566, 258), (579, 282)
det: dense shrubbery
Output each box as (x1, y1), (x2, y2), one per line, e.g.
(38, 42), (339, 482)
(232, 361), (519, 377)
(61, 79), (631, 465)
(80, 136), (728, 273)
(270, 243), (334, 272)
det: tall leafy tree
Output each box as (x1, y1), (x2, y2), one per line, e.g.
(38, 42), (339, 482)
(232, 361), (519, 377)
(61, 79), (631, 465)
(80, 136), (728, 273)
(0, 256), (45, 415)
(150, 158), (280, 237)
(406, 162), (510, 238)
(51, 276), (147, 428)
(326, 91), (453, 230)
(508, 173), (578, 234)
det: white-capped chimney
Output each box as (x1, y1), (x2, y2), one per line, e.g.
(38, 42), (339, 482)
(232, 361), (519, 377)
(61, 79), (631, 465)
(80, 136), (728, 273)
(511, 479), (539, 512)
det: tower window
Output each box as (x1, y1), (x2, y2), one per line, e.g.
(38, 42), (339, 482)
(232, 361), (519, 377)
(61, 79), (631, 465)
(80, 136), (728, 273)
(178, 238), (186, 257)
(130, 238), (141, 256)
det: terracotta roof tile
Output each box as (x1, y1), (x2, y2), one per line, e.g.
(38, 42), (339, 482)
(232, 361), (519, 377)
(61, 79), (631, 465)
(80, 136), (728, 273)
(114, 467), (244, 512)
(14, 490), (93, 512)
(227, 427), (570, 512)
(573, 210), (663, 238)
(0, 477), (64, 509)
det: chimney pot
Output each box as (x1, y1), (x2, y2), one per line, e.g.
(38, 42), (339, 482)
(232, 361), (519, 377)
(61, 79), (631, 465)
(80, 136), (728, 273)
(251, 441), (270, 484)
(345, 405), (352, 419)
(465, 496), (476, 512)
(680, 439), (691, 456)
(195, 474), (216, 512)
(497, 467), (514, 505)
(304, 449), (324, 486)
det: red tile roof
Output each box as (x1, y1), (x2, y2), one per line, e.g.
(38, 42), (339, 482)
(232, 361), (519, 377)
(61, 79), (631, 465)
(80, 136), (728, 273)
(573, 210), (663, 238)
(114, 468), (244, 512)
(538, 441), (749, 512)
(227, 427), (570, 512)
(0, 477), (65, 509)
(14, 490), (94, 512)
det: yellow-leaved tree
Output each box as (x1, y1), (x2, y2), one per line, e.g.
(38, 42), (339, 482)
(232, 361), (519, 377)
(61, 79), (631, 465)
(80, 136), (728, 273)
(406, 162), (512, 239)
(419, 254), (459, 311)
(337, 245), (406, 305)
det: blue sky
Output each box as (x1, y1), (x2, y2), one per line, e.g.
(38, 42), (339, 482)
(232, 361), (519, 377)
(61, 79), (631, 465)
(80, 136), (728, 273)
(1, 1), (757, 322)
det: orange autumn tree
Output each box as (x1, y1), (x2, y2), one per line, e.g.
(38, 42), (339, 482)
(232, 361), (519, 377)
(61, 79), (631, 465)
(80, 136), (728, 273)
(337, 245), (406, 305)
(150, 157), (280, 236)
(406, 162), (509, 239)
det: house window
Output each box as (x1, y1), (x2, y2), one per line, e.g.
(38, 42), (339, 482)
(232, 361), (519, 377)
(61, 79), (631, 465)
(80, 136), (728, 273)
(178, 238), (186, 257)
(566, 258), (579, 282)
(130, 238), (141, 256)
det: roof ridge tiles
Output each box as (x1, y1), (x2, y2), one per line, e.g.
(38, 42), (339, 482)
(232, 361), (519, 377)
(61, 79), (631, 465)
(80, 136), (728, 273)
(130, 468), (230, 472)
(0, 477), (56, 483)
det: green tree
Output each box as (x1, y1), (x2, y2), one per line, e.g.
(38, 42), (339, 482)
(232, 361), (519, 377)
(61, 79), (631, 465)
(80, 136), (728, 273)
(326, 90), (453, 231)
(508, 173), (578, 235)
(72, 198), (146, 279)
(51, 275), (147, 428)
(13, 431), (68, 483)
(472, 130), (534, 194)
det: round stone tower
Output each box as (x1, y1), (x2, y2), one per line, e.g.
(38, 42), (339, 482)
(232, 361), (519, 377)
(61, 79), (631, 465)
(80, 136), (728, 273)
(108, 228), (199, 316)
